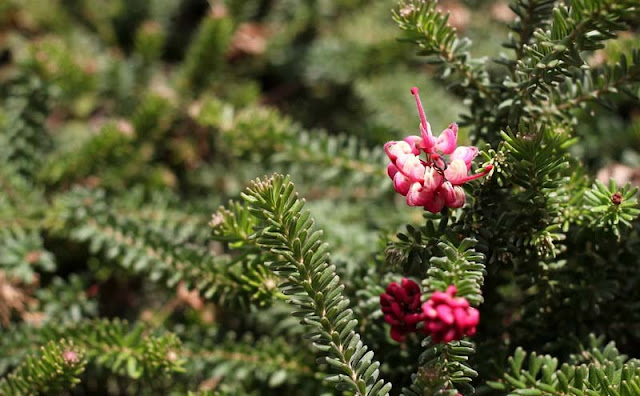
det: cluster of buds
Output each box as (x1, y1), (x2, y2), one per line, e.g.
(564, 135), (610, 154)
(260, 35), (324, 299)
(379, 278), (423, 342)
(384, 87), (493, 212)
(380, 280), (479, 343)
(421, 285), (479, 343)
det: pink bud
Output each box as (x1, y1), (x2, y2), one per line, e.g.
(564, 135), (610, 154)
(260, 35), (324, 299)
(396, 155), (426, 182)
(393, 173), (412, 195)
(441, 184), (465, 208)
(403, 135), (422, 155)
(380, 278), (423, 342)
(450, 146), (479, 170)
(429, 291), (450, 304)
(404, 312), (425, 325)
(436, 304), (455, 324)
(423, 167), (444, 192)
(385, 314), (402, 326)
(435, 123), (458, 155)
(384, 141), (413, 161)
(401, 277), (421, 296)
(62, 350), (79, 364)
(406, 183), (433, 206)
(441, 328), (458, 343)
(390, 326), (407, 342)
(387, 163), (399, 179)
(424, 192), (444, 213)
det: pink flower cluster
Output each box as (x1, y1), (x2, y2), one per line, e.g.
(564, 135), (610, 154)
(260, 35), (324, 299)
(421, 285), (479, 343)
(380, 279), (479, 343)
(384, 87), (492, 212)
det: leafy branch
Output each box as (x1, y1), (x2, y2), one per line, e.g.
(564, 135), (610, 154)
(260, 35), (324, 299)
(235, 174), (392, 395)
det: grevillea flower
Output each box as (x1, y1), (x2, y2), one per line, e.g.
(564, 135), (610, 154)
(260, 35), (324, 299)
(379, 278), (423, 342)
(384, 87), (493, 212)
(421, 285), (479, 343)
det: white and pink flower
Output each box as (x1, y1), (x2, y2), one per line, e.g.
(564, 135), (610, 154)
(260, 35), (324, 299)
(384, 87), (493, 212)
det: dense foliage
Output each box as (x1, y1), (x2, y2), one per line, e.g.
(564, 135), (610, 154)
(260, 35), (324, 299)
(1, 0), (640, 395)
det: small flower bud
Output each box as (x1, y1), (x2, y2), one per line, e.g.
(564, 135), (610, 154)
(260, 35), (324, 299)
(387, 163), (399, 179)
(440, 182), (465, 208)
(25, 251), (42, 264)
(396, 154), (426, 182)
(380, 278), (423, 342)
(406, 183), (433, 206)
(612, 192), (623, 205)
(424, 192), (445, 214)
(384, 141), (413, 161)
(62, 350), (79, 365)
(435, 123), (458, 155)
(393, 173), (412, 196)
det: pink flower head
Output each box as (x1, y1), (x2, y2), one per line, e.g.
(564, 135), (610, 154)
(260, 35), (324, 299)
(380, 278), (423, 342)
(421, 285), (479, 343)
(384, 87), (492, 211)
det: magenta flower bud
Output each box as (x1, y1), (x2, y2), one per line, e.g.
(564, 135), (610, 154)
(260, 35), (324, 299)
(435, 123), (458, 155)
(421, 285), (479, 343)
(393, 172), (412, 196)
(403, 135), (422, 155)
(384, 140), (414, 161)
(440, 181), (465, 208)
(380, 278), (424, 342)
(424, 192), (445, 214)
(387, 163), (399, 179)
(396, 154), (426, 182)
(406, 183), (433, 206)
(62, 350), (79, 364)
(423, 166), (444, 192)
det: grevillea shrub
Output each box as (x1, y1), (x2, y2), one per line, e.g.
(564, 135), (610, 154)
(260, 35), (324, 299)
(1, 0), (640, 395)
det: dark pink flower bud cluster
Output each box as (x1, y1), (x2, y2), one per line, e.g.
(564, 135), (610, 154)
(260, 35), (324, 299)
(380, 278), (423, 342)
(421, 285), (479, 343)
(384, 87), (493, 212)
(380, 281), (479, 343)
